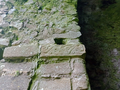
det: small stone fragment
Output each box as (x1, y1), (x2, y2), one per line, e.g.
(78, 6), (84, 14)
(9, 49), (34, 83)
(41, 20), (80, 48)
(12, 40), (21, 46)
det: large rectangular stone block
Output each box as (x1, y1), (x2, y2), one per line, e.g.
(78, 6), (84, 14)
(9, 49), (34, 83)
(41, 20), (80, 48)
(38, 78), (71, 90)
(40, 44), (85, 57)
(0, 75), (30, 90)
(3, 44), (38, 59)
(71, 58), (86, 78)
(0, 62), (33, 90)
(39, 61), (71, 77)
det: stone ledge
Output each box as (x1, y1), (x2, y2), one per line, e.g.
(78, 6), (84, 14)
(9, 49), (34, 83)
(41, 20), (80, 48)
(0, 62), (33, 76)
(3, 44), (38, 59)
(38, 61), (71, 77)
(0, 75), (30, 90)
(38, 78), (71, 90)
(53, 31), (81, 39)
(40, 44), (85, 57)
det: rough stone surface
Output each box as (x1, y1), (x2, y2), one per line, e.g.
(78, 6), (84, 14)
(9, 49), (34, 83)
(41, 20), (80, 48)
(40, 44), (85, 57)
(0, 75), (30, 90)
(38, 78), (71, 90)
(0, 62), (33, 76)
(3, 44), (38, 59)
(0, 38), (9, 48)
(39, 61), (71, 76)
(71, 58), (86, 77)
(53, 31), (81, 39)
(12, 40), (21, 46)
(39, 38), (55, 45)
(9, 21), (23, 30)
(0, 62), (33, 90)
(72, 74), (88, 90)
(0, 0), (91, 90)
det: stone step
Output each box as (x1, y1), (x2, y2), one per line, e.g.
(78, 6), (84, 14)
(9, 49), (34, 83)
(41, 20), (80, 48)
(40, 44), (85, 57)
(32, 58), (89, 90)
(38, 61), (71, 78)
(37, 78), (71, 90)
(0, 62), (33, 90)
(3, 44), (38, 60)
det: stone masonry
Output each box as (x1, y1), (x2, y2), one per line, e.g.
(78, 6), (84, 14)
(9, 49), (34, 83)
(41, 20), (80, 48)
(0, 0), (91, 90)
(30, 44), (90, 90)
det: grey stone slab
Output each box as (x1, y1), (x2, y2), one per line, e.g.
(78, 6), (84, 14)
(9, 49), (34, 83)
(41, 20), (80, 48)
(0, 62), (33, 76)
(53, 31), (81, 39)
(72, 74), (89, 90)
(0, 75), (30, 90)
(0, 38), (9, 48)
(39, 38), (55, 45)
(12, 40), (21, 46)
(71, 58), (86, 78)
(3, 44), (38, 59)
(39, 61), (71, 76)
(0, 62), (33, 90)
(38, 78), (71, 90)
(40, 44), (85, 57)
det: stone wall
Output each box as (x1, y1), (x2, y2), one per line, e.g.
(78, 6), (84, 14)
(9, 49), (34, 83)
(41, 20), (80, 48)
(0, 0), (90, 90)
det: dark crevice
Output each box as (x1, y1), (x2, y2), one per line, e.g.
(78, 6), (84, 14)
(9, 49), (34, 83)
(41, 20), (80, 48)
(0, 48), (3, 60)
(77, 0), (117, 90)
(54, 38), (65, 45)
(101, 0), (116, 9)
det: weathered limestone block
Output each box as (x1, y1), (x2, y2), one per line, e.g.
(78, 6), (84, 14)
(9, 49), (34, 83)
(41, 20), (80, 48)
(40, 44), (85, 57)
(39, 38), (55, 45)
(3, 44), (38, 59)
(72, 74), (89, 90)
(26, 24), (37, 30)
(71, 58), (86, 77)
(12, 40), (21, 46)
(0, 62), (33, 76)
(37, 78), (71, 90)
(53, 31), (81, 39)
(0, 62), (33, 90)
(0, 75), (30, 90)
(38, 61), (70, 78)
(0, 38), (9, 48)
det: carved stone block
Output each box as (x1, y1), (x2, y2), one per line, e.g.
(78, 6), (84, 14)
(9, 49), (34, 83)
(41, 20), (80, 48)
(40, 44), (85, 57)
